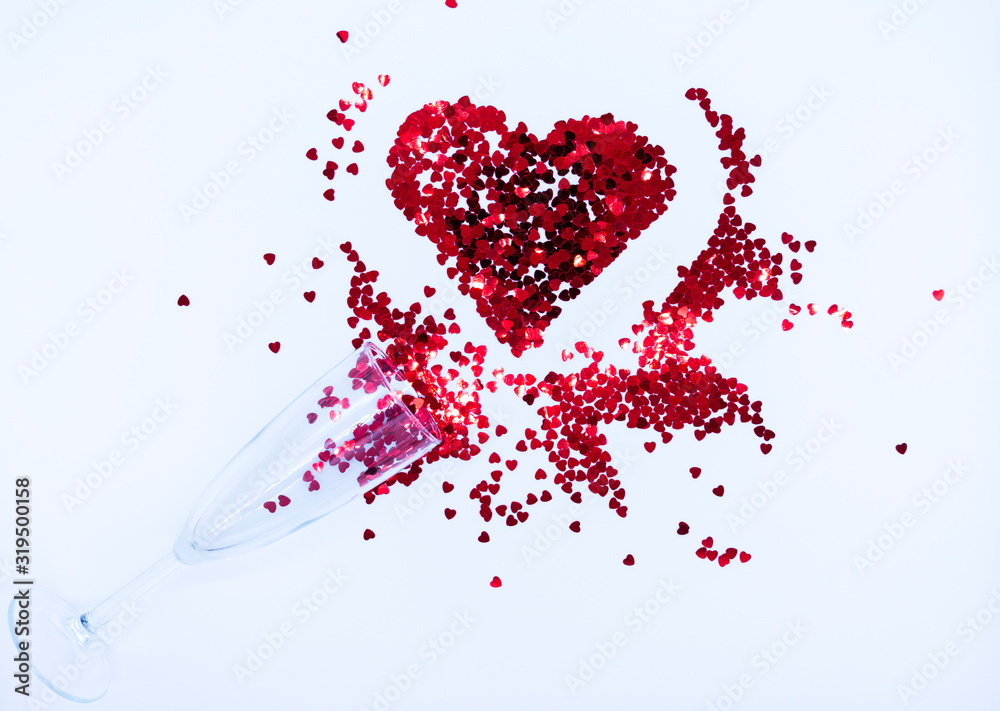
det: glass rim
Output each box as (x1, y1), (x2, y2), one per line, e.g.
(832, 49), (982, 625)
(360, 341), (443, 446)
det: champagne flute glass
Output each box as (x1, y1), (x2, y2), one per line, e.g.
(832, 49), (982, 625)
(8, 342), (441, 703)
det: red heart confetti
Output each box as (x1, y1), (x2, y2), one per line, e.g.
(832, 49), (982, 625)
(263, 253), (276, 265)
(712, 485), (724, 497)
(314, 88), (845, 571)
(386, 98), (676, 356)
(932, 289), (944, 301)
(278, 495), (290, 507)
(263, 501), (277, 513)
(177, 294), (190, 306)
(739, 551), (751, 563)
(363, 528), (375, 540)
(623, 554), (635, 566)
(268, 342), (281, 353)
(304, 291), (316, 302)
(336, 30), (349, 43)
(677, 522), (689, 535)
(490, 576), (502, 588)
(896, 443), (907, 454)
(312, 257), (324, 269)
(478, 531), (489, 542)
(306, 148), (318, 160)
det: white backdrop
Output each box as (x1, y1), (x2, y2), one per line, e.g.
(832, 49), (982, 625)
(2, 1), (999, 709)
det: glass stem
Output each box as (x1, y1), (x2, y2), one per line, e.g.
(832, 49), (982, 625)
(81, 552), (182, 631)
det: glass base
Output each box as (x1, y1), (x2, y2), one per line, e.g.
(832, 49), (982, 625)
(8, 590), (110, 703)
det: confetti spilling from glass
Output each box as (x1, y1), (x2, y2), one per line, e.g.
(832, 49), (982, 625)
(288, 86), (854, 571)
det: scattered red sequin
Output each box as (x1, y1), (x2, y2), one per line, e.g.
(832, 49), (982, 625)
(312, 257), (325, 269)
(932, 289), (944, 301)
(896, 443), (907, 454)
(490, 575), (502, 588)
(263, 253), (276, 265)
(336, 30), (349, 43)
(177, 294), (190, 306)
(313, 87), (852, 570)
(304, 291), (316, 303)
(623, 554), (635, 566)
(363, 528), (375, 540)
(268, 342), (281, 353)
(445, 0), (457, 7)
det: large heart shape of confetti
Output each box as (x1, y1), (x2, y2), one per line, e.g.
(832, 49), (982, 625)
(387, 97), (676, 356)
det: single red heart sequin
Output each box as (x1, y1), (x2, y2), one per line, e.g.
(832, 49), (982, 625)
(490, 576), (502, 588)
(932, 289), (944, 301)
(177, 294), (190, 306)
(278, 495), (290, 507)
(263, 501), (277, 513)
(896, 443), (907, 454)
(263, 253), (276, 265)
(739, 552), (751, 563)
(336, 30), (349, 43)
(268, 342), (280, 353)
(623, 554), (635, 566)
(363, 528), (375, 540)
(303, 291), (316, 302)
